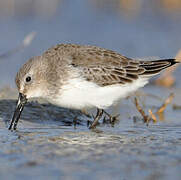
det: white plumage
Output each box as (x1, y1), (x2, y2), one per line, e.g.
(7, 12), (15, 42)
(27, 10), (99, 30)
(51, 77), (148, 109)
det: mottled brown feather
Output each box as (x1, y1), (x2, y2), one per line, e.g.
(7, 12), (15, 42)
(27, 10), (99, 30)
(42, 44), (177, 87)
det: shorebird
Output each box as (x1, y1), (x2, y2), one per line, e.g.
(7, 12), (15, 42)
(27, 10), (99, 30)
(8, 44), (178, 130)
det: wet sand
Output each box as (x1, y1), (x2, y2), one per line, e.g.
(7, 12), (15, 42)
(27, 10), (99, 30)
(0, 86), (181, 180)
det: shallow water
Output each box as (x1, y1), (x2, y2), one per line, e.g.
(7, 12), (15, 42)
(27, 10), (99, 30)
(0, 85), (181, 180)
(0, 0), (181, 179)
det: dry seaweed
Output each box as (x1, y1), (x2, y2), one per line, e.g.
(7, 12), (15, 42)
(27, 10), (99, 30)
(134, 93), (174, 124)
(134, 97), (150, 124)
(156, 93), (174, 114)
(148, 109), (157, 123)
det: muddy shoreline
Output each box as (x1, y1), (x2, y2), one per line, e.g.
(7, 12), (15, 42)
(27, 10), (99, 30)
(0, 86), (180, 180)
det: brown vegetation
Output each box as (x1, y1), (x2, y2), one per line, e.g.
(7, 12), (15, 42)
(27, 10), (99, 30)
(134, 93), (174, 124)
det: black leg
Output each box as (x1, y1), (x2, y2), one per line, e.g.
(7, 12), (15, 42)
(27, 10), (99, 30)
(102, 110), (120, 125)
(86, 109), (120, 129)
(73, 116), (78, 129)
(89, 109), (103, 129)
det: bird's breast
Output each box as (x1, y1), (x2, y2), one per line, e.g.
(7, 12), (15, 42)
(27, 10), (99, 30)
(46, 77), (148, 110)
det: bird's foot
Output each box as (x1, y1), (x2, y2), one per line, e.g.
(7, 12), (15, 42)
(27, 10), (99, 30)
(87, 109), (120, 129)
(102, 110), (120, 126)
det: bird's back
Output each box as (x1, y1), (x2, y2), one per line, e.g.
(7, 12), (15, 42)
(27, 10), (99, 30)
(42, 44), (177, 87)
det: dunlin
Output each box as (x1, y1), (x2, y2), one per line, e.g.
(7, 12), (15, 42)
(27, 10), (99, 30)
(9, 44), (178, 130)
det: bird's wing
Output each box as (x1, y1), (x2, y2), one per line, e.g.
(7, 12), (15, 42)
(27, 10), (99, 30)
(64, 44), (175, 86)
(46, 44), (176, 86)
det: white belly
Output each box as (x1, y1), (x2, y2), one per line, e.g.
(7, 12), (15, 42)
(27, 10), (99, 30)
(50, 77), (148, 110)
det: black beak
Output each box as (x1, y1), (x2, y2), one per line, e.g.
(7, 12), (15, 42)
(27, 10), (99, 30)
(8, 93), (27, 130)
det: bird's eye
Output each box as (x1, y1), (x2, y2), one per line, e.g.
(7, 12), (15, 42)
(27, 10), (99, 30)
(25, 76), (31, 83)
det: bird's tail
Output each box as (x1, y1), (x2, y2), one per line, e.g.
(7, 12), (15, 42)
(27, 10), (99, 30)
(139, 58), (179, 77)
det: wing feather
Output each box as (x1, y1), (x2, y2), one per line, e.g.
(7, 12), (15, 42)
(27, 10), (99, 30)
(49, 44), (177, 86)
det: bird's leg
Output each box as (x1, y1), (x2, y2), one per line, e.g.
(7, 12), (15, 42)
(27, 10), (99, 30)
(102, 110), (120, 124)
(73, 116), (78, 129)
(89, 109), (103, 129)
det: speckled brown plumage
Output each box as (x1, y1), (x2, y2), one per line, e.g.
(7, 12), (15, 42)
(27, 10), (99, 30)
(42, 44), (177, 86)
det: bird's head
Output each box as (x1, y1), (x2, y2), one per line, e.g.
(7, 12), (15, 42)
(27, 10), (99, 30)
(9, 56), (48, 130)
(15, 56), (48, 99)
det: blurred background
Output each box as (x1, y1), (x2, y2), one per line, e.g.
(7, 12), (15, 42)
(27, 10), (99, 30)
(1, 2), (181, 179)
(0, 0), (181, 87)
